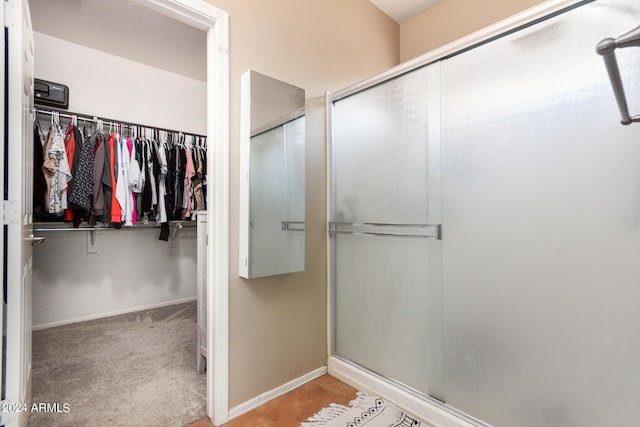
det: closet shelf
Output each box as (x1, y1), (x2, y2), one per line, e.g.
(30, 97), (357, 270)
(33, 221), (196, 232)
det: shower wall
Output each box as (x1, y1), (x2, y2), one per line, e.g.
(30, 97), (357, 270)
(330, 0), (640, 426)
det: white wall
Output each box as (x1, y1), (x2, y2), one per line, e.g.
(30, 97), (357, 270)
(30, 0), (207, 82)
(32, 32), (205, 329)
(34, 32), (206, 135)
(32, 228), (197, 329)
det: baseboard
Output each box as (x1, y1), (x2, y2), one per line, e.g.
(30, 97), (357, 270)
(228, 366), (327, 420)
(32, 297), (197, 331)
(328, 356), (484, 427)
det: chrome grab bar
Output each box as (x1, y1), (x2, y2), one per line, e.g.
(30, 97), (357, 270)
(597, 25), (640, 125)
(281, 221), (305, 232)
(328, 222), (442, 240)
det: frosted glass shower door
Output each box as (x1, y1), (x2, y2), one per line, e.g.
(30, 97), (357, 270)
(331, 64), (442, 396)
(440, 0), (640, 425)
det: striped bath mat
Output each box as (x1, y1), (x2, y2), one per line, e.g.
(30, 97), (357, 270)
(300, 392), (421, 427)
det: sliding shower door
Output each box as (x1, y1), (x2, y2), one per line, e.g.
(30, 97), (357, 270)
(331, 64), (442, 397)
(440, 0), (640, 425)
(331, 1), (640, 426)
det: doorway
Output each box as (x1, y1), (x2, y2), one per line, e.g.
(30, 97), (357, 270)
(25, 0), (229, 424)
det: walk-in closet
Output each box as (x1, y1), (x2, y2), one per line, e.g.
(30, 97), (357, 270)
(28, 0), (208, 425)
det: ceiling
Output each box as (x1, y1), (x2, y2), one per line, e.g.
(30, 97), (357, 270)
(29, 0), (207, 82)
(369, 0), (442, 24)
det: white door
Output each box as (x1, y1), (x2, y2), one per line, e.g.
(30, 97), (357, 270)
(2, 0), (34, 426)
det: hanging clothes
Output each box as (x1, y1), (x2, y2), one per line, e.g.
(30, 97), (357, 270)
(43, 119), (72, 216)
(167, 139), (179, 220)
(165, 134), (176, 220)
(64, 124), (76, 177)
(155, 132), (170, 240)
(199, 144), (208, 210)
(33, 123), (47, 219)
(140, 140), (152, 220)
(133, 137), (145, 222)
(33, 108), (208, 236)
(193, 143), (204, 212)
(140, 138), (157, 222)
(106, 133), (122, 226)
(115, 135), (133, 226)
(173, 141), (186, 220)
(155, 133), (169, 224)
(127, 138), (142, 225)
(148, 139), (158, 217)
(68, 129), (95, 214)
(182, 138), (196, 219)
(63, 124), (76, 221)
(89, 131), (106, 225)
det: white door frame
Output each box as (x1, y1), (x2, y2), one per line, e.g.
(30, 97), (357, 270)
(0, 0), (6, 411)
(131, 0), (229, 424)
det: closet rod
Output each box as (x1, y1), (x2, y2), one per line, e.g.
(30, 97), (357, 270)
(33, 221), (196, 232)
(32, 227), (115, 232)
(34, 106), (207, 138)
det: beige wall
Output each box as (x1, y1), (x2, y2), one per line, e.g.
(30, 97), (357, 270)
(204, 0), (399, 408)
(202, 0), (559, 411)
(400, 0), (546, 62)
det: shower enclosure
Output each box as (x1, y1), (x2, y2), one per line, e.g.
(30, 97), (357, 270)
(329, 0), (640, 426)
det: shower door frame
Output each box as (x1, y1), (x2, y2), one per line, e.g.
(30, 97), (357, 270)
(326, 0), (591, 425)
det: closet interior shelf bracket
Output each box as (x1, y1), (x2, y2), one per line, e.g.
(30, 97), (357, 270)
(168, 222), (184, 248)
(88, 229), (99, 254)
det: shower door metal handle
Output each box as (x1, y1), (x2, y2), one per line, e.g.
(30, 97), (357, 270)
(329, 222), (442, 240)
(597, 25), (640, 125)
(281, 221), (305, 232)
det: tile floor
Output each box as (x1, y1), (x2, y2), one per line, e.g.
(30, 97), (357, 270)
(187, 374), (358, 427)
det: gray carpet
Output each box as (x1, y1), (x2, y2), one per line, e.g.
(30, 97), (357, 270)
(30, 301), (207, 427)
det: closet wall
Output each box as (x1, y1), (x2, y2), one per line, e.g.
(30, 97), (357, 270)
(34, 33), (206, 134)
(31, 20), (206, 328)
